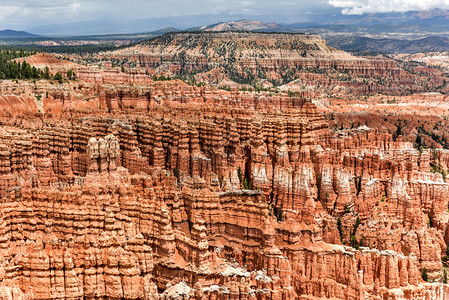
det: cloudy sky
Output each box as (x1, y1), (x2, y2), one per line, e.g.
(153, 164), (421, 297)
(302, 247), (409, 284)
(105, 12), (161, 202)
(329, 0), (449, 15)
(1, 0), (449, 34)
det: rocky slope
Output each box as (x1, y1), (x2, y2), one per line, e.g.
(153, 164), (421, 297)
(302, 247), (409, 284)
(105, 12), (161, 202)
(116, 31), (397, 78)
(88, 31), (447, 96)
(0, 73), (448, 299)
(16, 53), (80, 74)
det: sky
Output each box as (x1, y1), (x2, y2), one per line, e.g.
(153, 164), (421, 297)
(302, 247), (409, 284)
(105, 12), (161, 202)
(1, 0), (449, 34)
(329, 0), (449, 15)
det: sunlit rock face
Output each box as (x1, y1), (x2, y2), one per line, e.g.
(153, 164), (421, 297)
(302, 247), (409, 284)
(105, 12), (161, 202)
(0, 40), (449, 299)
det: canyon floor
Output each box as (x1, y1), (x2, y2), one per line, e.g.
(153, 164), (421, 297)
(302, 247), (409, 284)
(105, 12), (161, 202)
(1, 32), (449, 299)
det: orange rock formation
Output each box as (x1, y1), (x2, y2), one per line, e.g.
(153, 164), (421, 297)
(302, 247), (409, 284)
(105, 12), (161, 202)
(1, 32), (449, 298)
(0, 75), (448, 299)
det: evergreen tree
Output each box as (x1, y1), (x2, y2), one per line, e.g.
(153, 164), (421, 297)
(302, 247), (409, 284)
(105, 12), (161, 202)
(337, 217), (343, 242)
(43, 66), (51, 79)
(32, 66), (39, 78)
(54, 72), (63, 83)
(23, 62), (32, 79)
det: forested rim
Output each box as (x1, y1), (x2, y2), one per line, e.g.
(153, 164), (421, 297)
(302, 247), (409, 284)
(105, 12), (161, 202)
(0, 43), (132, 55)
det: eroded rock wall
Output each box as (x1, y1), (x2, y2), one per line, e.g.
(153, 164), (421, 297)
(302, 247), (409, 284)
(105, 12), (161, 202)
(0, 85), (448, 299)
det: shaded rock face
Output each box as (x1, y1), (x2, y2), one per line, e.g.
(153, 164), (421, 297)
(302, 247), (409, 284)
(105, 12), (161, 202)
(1, 86), (449, 299)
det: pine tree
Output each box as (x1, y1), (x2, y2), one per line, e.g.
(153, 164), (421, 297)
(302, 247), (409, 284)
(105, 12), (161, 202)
(337, 217), (343, 242)
(54, 72), (63, 83)
(43, 66), (50, 79)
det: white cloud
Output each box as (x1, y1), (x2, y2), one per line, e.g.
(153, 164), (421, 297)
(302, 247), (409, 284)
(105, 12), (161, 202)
(70, 3), (81, 10)
(0, 5), (22, 21)
(0, 6), (19, 28)
(328, 0), (449, 14)
(0, 1), (101, 28)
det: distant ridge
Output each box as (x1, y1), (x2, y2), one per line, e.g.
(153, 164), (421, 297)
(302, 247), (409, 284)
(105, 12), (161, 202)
(326, 35), (449, 54)
(0, 29), (40, 39)
(191, 19), (292, 32)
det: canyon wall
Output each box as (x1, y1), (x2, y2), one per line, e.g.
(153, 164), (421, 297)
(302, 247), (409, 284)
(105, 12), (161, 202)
(1, 33), (449, 298)
(0, 85), (448, 299)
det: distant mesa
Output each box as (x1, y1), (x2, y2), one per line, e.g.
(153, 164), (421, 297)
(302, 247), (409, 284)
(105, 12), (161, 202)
(194, 19), (292, 32)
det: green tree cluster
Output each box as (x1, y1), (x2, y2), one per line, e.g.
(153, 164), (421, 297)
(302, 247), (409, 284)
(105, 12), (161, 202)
(66, 69), (76, 80)
(53, 72), (63, 83)
(0, 47), (53, 80)
(350, 216), (362, 249)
